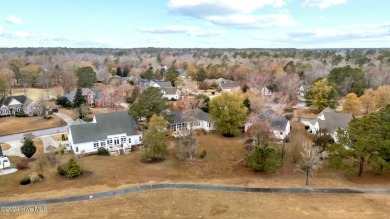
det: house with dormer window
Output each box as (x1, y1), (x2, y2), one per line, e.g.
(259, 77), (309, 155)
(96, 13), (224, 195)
(0, 95), (40, 116)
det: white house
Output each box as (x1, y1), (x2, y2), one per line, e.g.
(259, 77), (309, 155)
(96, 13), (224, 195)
(68, 112), (142, 155)
(0, 147), (11, 169)
(170, 110), (215, 136)
(299, 84), (310, 97)
(161, 88), (181, 100)
(311, 107), (353, 142)
(261, 86), (272, 97)
(245, 109), (291, 140)
(0, 95), (40, 116)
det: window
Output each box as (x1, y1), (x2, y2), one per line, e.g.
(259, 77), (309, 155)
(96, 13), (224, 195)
(128, 138), (131, 143)
(171, 125), (176, 131)
(280, 132), (283, 135)
(121, 137), (126, 143)
(75, 146), (79, 153)
(94, 142), (99, 149)
(101, 141), (106, 147)
(139, 136), (142, 141)
(107, 139), (113, 145)
(114, 138), (120, 145)
(207, 123), (211, 127)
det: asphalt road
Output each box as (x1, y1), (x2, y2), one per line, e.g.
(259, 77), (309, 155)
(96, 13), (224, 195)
(0, 126), (67, 143)
(0, 183), (389, 207)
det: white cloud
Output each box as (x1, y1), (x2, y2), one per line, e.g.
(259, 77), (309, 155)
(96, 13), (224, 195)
(37, 33), (113, 47)
(139, 25), (199, 34)
(207, 14), (298, 28)
(6, 16), (27, 25)
(0, 25), (4, 33)
(254, 23), (390, 46)
(301, 0), (347, 9)
(167, 0), (295, 29)
(190, 30), (227, 37)
(168, 0), (286, 17)
(139, 25), (227, 37)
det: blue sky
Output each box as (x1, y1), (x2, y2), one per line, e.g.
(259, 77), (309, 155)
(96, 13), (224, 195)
(0, 0), (389, 48)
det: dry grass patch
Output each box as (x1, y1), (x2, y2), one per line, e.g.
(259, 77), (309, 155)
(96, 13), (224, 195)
(0, 115), (66, 136)
(51, 133), (67, 141)
(12, 87), (62, 101)
(2, 190), (389, 218)
(0, 143), (11, 151)
(58, 108), (78, 120)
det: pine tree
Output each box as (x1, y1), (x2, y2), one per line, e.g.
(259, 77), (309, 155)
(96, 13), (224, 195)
(73, 87), (86, 108)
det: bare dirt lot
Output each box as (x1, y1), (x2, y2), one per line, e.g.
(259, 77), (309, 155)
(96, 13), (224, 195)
(0, 115), (66, 136)
(1, 190), (389, 219)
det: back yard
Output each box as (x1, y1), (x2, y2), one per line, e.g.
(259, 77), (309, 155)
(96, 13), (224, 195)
(1, 132), (390, 204)
(0, 115), (66, 136)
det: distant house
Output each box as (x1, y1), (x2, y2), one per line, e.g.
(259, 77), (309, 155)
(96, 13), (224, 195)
(96, 72), (111, 83)
(311, 107), (353, 142)
(161, 88), (181, 100)
(261, 86), (272, 97)
(245, 109), (291, 140)
(299, 84), (310, 97)
(0, 95), (40, 116)
(0, 146), (11, 169)
(170, 110), (215, 136)
(138, 78), (151, 91)
(150, 80), (172, 88)
(64, 88), (113, 108)
(68, 112), (142, 155)
(219, 81), (241, 93)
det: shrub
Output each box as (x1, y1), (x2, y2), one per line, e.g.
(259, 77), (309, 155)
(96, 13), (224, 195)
(245, 141), (282, 173)
(38, 173), (44, 179)
(285, 114), (293, 120)
(57, 164), (67, 176)
(199, 149), (207, 159)
(83, 116), (93, 122)
(44, 115), (52, 119)
(211, 91), (215, 95)
(56, 96), (69, 107)
(15, 112), (28, 117)
(170, 97), (177, 101)
(97, 147), (109, 155)
(16, 158), (29, 170)
(67, 158), (82, 178)
(61, 134), (66, 141)
(21, 138), (36, 158)
(20, 177), (31, 185)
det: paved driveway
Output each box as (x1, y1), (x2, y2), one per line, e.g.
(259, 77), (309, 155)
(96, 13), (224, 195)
(54, 112), (74, 125)
(3, 140), (24, 157)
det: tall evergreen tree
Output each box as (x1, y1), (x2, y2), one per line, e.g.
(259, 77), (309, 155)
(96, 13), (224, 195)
(73, 87), (86, 108)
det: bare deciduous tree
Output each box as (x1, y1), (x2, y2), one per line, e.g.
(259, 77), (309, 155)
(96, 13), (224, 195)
(61, 69), (77, 94)
(295, 143), (323, 186)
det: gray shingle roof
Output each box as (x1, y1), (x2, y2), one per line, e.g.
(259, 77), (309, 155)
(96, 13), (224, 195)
(318, 111), (353, 132)
(171, 110), (211, 124)
(0, 95), (30, 107)
(221, 81), (241, 89)
(152, 80), (172, 88)
(69, 112), (139, 144)
(161, 88), (178, 95)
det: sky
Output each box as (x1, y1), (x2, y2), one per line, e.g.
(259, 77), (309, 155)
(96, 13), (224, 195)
(0, 0), (389, 48)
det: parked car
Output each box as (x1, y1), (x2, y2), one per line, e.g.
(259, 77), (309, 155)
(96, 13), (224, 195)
(51, 108), (59, 113)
